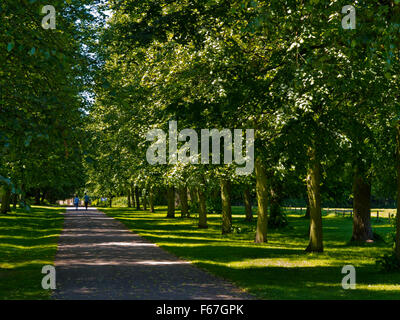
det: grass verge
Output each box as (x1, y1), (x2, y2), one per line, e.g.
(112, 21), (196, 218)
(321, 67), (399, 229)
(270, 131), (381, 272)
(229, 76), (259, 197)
(0, 206), (64, 299)
(103, 206), (400, 299)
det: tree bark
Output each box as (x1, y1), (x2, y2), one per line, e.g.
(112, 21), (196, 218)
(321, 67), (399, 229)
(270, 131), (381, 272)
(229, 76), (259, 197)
(143, 190), (147, 211)
(304, 194), (310, 219)
(255, 157), (269, 243)
(268, 180), (286, 228)
(197, 187), (208, 228)
(179, 186), (189, 218)
(269, 198), (281, 227)
(149, 188), (155, 213)
(396, 121), (400, 263)
(1, 186), (11, 214)
(221, 179), (232, 234)
(127, 187), (132, 208)
(351, 168), (373, 242)
(189, 187), (198, 215)
(35, 189), (41, 205)
(12, 193), (17, 210)
(21, 184), (26, 206)
(167, 186), (175, 218)
(243, 187), (253, 222)
(135, 186), (140, 210)
(130, 184), (135, 208)
(305, 145), (323, 252)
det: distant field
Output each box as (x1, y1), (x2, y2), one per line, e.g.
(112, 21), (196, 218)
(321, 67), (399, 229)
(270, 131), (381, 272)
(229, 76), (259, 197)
(283, 207), (396, 219)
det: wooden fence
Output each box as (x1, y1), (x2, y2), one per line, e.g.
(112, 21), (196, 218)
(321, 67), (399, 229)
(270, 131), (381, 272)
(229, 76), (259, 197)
(284, 207), (396, 222)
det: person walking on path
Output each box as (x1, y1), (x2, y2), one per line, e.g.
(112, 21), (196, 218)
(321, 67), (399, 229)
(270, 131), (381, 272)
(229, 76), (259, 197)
(84, 193), (90, 211)
(74, 195), (79, 211)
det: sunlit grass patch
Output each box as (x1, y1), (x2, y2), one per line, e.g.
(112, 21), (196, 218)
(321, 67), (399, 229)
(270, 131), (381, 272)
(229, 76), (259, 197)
(104, 205), (400, 299)
(0, 206), (64, 300)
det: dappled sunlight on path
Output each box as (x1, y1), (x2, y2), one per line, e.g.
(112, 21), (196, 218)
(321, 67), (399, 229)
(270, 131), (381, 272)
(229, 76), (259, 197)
(53, 208), (252, 300)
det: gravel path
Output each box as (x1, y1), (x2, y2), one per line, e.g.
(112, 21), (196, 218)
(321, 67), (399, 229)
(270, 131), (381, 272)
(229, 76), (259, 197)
(52, 207), (253, 300)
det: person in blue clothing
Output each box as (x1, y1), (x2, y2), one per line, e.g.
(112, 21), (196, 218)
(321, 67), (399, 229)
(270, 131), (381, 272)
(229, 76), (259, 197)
(84, 193), (90, 211)
(74, 195), (79, 210)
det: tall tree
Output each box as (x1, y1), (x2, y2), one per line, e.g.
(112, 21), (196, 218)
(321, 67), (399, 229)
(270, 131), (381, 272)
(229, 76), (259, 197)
(167, 186), (175, 218)
(220, 179), (232, 234)
(255, 157), (269, 243)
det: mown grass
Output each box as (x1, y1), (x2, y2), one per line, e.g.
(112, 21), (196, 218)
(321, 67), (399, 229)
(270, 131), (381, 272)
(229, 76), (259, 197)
(0, 206), (64, 299)
(103, 206), (400, 299)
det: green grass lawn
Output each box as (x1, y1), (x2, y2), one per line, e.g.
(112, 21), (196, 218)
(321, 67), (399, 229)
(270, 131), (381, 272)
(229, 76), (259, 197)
(103, 206), (400, 299)
(0, 206), (64, 299)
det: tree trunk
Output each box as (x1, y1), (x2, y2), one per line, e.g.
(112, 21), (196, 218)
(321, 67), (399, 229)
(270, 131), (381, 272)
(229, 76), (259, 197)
(130, 184), (135, 208)
(305, 146), (323, 252)
(21, 184), (26, 206)
(255, 157), (269, 243)
(149, 188), (155, 213)
(179, 186), (189, 218)
(127, 187), (132, 208)
(143, 190), (147, 211)
(109, 196), (113, 208)
(351, 169), (373, 242)
(243, 187), (253, 222)
(197, 187), (208, 228)
(221, 179), (232, 234)
(189, 187), (198, 215)
(1, 186), (11, 214)
(269, 198), (281, 227)
(268, 180), (287, 228)
(167, 186), (175, 218)
(304, 195), (310, 219)
(12, 193), (17, 210)
(396, 121), (400, 263)
(35, 189), (41, 205)
(135, 186), (140, 210)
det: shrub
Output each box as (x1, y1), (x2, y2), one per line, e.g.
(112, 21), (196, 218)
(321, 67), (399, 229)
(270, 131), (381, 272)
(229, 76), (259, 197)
(231, 226), (242, 234)
(206, 196), (222, 214)
(376, 253), (400, 272)
(376, 216), (400, 271)
(268, 213), (288, 228)
(188, 200), (198, 215)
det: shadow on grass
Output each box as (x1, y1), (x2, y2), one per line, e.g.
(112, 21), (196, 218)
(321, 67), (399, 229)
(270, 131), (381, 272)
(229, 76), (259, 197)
(0, 206), (64, 299)
(193, 262), (400, 299)
(104, 206), (399, 299)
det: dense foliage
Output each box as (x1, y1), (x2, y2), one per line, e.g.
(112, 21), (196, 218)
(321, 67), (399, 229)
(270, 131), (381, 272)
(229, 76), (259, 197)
(2, 1), (400, 259)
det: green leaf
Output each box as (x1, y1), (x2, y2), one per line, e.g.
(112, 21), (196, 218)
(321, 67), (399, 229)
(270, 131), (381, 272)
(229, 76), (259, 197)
(24, 135), (32, 147)
(7, 42), (14, 52)
(0, 176), (12, 187)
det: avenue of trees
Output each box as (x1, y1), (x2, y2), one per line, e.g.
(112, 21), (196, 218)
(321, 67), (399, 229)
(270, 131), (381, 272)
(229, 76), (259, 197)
(1, 0), (106, 210)
(82, 0), (400, 259)
(2, 1), (400, 265)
